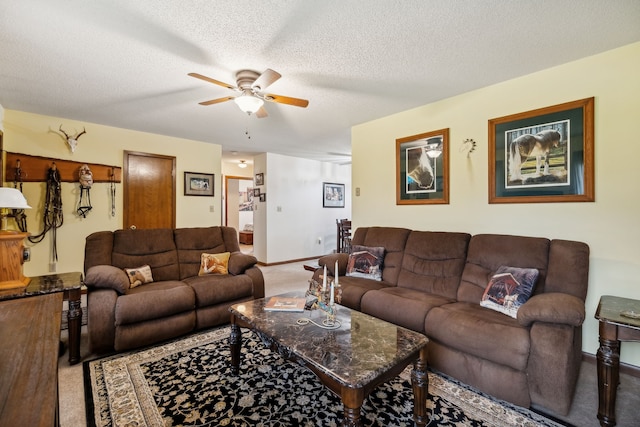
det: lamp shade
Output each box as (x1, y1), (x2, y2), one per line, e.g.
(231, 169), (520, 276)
(234, 92), (264, 114)
(0, 188), (31, 209)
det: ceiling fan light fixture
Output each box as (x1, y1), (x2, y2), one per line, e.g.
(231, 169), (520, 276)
(234, 92), (264, 114)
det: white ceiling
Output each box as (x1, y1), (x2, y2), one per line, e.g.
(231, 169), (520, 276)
(2, 1), (639, 166)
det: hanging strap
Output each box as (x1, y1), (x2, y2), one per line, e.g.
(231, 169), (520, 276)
(28, 164), (64, 262)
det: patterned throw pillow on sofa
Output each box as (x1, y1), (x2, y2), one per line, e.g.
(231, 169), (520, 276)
(346, 245), (385, 281)
(199, 252), (231, 275)
(124, 265), (154, 289)
(480, 265), (539, 318)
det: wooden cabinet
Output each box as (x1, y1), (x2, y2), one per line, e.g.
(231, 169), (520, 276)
(239, 231), (253, 245)
(0, 293), (62, 426)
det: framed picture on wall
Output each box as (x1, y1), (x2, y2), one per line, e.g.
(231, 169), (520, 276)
(255, 173), (264, 186)
(489, 97), (594, 203)
(396, 128), (449, 205)
(253, 188), (260, 197)
(184, 172), (214, 196)
(323, 182), (345, 208)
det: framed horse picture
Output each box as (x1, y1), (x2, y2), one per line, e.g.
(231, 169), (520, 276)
(488, 97), (594, 203)
(396, 128), (449, 205)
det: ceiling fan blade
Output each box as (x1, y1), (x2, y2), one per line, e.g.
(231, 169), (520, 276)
(256, 106), (268, 118)
(198, 96), (235, 106)
(252, 68), (281, 91)
(264, 93), (309, 108)
(188, 73), (237, 90)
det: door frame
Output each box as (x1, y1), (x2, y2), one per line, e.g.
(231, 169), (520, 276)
(224, 175), (253, 227)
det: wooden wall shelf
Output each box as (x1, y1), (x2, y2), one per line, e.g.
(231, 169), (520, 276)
(4, 152), (121, 183)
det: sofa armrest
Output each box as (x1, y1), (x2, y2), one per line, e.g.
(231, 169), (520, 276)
(84, 265), (130, 294)
(517, 293), (585, 327)
(228, 252), (258, 275)
(318, 253), (350, 276)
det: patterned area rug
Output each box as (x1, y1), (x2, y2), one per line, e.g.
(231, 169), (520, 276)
(84, 327), (569, 427)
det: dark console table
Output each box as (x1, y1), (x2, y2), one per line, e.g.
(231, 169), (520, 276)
(595, 295), (640, 427)
(0, 271), (83, 364)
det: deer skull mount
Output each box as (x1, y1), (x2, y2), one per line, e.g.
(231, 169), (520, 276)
(59, 125), (86, 153)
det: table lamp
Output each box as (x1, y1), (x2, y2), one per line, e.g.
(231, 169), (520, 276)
(0, 188), (32, 290)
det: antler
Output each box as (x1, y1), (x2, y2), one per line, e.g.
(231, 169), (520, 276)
(75, 127), (86, 140)
(59, 124), (70, 139)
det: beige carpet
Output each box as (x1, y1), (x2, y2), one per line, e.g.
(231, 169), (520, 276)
(58, 260), (640, 427)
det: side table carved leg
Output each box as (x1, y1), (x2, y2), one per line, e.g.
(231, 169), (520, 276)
(597, 335), (620, 427)
(412, 346), (429, 427)
(66, 288), (82, 364)
(229, 318), (242, 375)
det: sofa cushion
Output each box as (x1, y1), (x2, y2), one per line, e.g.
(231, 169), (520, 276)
(228, 252), (258, 275)
(346, 245), (384, 281)
(361, 287), (453, 333)
(124, 265), (154, 288)
(185, 274), (254, 307)
(85, 265), (130, 294)
(397, 231), (470, 299)
(425, 302), (531, 371)
(480, 266), (539, 318)
(334, 276), (394, 311)
(457, 234), (549, 304)
(350, 227), (411, 285)
(198, 252), (230, 275)
(111, 228), (180, 281)
(175, 227), (240, 279)
(115, 281), (195, 326)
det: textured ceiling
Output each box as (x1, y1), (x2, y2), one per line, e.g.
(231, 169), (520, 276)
(1, 1), (639, 165)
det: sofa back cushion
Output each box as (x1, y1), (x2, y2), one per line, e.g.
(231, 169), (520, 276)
(84, 231), (115, 273)
(111, 228), (180, 281)
(458, 234), (549, 304)
(397, 231), (471, 299)
(174, 227), (239, 279)
(350, 227), (411, 285)
(546, 239), (590, 301)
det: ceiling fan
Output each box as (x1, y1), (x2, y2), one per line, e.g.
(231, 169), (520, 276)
(188, 69), (309, 118)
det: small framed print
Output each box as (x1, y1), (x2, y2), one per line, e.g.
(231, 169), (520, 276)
(184, 172), (214, 196)
(259, 193), (266, 202)
(253, 188), (260, 197)
(489, 97), (594, 203)
(255, 173), (264, 186)
(323, 182), (345, 208)
(396, 128), (449, 205)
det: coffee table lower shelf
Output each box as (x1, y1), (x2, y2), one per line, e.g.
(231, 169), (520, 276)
(229, 301), (429, 427)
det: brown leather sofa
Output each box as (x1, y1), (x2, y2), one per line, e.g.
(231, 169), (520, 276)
(315, 226), (589, 416)
(84, 226), (264, 354)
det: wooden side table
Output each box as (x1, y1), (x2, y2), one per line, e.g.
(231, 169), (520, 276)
(595, 295), (640, 427)
(0, 271), (83, 364)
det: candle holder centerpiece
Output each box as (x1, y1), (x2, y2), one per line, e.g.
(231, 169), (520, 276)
(305, 263), (343, 327)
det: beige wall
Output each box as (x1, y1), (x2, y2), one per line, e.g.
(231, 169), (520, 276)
(352, 42), (640, 366)
(3, 110), (222, 277)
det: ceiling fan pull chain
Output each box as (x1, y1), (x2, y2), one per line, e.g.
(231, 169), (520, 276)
(245, 114), (252, 140)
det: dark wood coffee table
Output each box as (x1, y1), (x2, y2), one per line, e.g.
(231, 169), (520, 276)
(229, 296), (429, 427)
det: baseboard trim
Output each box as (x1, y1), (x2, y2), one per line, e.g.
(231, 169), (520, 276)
(257, 256), (322, 267)
(582, 352), (640, 378)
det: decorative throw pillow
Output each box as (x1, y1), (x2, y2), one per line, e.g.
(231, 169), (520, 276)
(124, 265), (154, 289)
(198, 252), (231, 275)
(480, 266), (540, 318)
(346, 245), (385, 281)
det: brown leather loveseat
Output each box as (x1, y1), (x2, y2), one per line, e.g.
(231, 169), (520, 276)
(315, 226), (589, 416)
(84, 226), (264, 354)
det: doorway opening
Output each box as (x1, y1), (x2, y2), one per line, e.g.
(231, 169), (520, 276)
(225, 176), (254, 255)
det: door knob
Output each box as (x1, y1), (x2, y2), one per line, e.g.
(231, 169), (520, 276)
(130, 225), (137, 230)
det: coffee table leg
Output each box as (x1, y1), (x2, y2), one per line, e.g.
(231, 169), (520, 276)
(229, 316), (242, 375)
(412, 346), (429, 427)
(341, 387), (364, 427)
(67, 288), (82, 365)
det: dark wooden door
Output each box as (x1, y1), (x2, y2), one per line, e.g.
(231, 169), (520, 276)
(123, 151), (176, 229)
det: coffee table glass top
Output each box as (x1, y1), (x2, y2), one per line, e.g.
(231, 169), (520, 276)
(230, 295), (428, 388)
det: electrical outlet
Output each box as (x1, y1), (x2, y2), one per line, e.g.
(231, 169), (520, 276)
(356, 187), (361, 196)
(49, 262), (57, 272)
(209, 205), (214, 212)
(23, 248), (31, 262)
